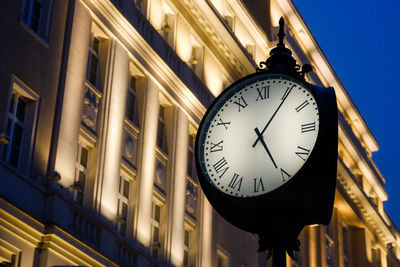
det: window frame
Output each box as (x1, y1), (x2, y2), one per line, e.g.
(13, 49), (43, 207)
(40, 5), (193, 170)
(150, 201), (162, 259)
(1, 76), (39, 173)
(21, 0), (53, 42)
(86, 34), (101, 89)
(74, 142), (89, 205)
(156, 104), (168, 155)
(117, 175), (131, 237)
(126, 75), (140, 127)
(216, 246), (230, 267)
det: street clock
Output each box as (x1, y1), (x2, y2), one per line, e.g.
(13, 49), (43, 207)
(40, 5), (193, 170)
(195, 18), (338, 254)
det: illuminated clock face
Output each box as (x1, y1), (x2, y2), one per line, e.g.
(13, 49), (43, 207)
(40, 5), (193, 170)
(197, 73), (319, 197)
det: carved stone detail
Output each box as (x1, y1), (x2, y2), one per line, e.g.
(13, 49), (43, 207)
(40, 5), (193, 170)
(185, 180), (197, 215)
(155, 159), (166, 189)
(82, 89), (100, 131)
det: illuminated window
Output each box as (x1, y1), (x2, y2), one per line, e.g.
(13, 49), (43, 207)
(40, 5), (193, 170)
(117, 175), (131, 236)
(156, 105), (168, 155)
(21, 0), (52, 40)
(126, 76), (140, 127)
(151, 202), (162, 259)
(86, 34), (101, 88)
(74, 143), (89, 205)
(1, 78), (39, 172)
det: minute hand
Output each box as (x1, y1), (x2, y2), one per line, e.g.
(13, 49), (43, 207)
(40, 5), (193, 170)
(252, 85), (294, 147)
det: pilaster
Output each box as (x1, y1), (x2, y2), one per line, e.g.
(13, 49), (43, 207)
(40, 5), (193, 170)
(134, 78), (160, 246)
(54, 0), (91, 187)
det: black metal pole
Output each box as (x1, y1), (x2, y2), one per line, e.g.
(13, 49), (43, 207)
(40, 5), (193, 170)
(272, 248), (286, 267)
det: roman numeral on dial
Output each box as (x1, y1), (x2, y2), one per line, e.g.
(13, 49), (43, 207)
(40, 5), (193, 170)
(280, 168), (291, 182)
(210, 140), (223, 153)
(295, 100), (309, 112)
(233, 96), (248, 112)
(256, 86), (270, 101)
(253, 178), (265, 193)
(281, 85), (295, 100)
(301, 122), (316, 133)
(228, 173), (243, 191)
(213, 157), (229, 178)
(216, 118), (231, 130)
(295, 146), (310, 161)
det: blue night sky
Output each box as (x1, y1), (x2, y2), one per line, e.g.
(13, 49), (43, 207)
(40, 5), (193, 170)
(293, 0), (400, 228)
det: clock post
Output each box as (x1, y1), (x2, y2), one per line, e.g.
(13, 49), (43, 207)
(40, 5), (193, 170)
(195, 17), (338, 267)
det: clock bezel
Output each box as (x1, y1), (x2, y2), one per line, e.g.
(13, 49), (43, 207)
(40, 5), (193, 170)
(195, 70), (337, 235)
(196, 72), (320, 200)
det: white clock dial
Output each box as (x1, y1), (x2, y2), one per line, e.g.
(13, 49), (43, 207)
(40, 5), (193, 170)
(198, 74), (319, 197)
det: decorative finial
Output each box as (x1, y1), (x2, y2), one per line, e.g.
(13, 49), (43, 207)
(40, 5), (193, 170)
(277, 17), (285, 47)
(257, 16), (312, 79)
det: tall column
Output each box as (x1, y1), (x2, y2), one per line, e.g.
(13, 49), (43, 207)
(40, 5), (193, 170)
(54, 1), (91, 187)
(350, 227), (369, 266)
(96, 40), (129, 220)
(305, 225), (318, 267)
(165, 107), (188, 265)
(134, 78), (159, 246)
(198, 194), (213, 267)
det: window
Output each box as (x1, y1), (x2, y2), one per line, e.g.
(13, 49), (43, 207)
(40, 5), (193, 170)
(183, 229), (190, 266)
(117, 176), (131, 236)
(187, 134), (195, 178)
(2, 94), (27, 168)
(156, 105), (168, 154)
(86, 34), (101, 88)
(126, 76), (139, 127)
(216, 247), (229, 267)
(151, 202), (162, 259)
(325, 225), (335, 267)
(342, 223), (350, 267)
(21, 0), (52, 40)
(160, 1), (175, 46)
(1, 77), (39, 172)
(74, 143), (89, 205)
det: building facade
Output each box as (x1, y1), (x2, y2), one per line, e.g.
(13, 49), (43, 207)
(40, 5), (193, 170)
(0, 0), (399, 266)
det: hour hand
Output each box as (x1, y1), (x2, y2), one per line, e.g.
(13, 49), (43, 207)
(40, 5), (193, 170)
(254, 127), (277, 168)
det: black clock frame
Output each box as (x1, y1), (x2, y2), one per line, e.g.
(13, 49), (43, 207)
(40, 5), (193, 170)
(195, 71), (337, 251)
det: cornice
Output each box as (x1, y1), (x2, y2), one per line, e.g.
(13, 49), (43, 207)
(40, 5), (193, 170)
(82, 0), (210, 123)
(337, 159), (394, 245)
(338, 112), (386, 201)
(274, 0), (379, 153)
(182, 0), (248, 78)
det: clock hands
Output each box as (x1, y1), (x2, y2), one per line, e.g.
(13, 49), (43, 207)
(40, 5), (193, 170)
(254, 127), (277, 168)
(252, 85), (294, 148)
